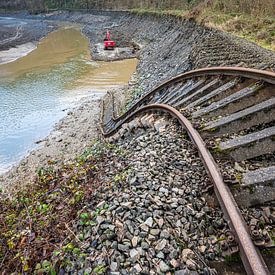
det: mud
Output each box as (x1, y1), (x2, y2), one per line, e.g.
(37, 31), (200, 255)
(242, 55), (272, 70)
(0, 14), (57, 51)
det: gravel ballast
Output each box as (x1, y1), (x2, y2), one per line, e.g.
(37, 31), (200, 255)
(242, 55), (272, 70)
(60, 124), (232, 274)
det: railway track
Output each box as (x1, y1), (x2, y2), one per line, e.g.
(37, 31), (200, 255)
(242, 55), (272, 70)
(100, 67), (275, 274)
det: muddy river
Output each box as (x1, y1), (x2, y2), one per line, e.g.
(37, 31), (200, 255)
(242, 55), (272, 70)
(0, 20), (137, 173)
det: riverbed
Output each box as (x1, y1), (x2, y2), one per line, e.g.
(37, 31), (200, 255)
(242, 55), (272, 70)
(0, 19), (137, 174)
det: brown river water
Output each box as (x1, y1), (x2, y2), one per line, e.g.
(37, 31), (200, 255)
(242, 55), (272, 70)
(0, 23), (137, 173)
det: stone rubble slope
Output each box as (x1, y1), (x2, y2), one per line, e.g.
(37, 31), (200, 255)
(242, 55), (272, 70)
(65, 124), (232, 274)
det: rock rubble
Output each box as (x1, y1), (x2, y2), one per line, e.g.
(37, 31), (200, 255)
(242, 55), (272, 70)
(63, 124), (230, 274)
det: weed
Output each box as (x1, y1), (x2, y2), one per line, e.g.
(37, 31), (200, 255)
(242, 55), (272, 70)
(114, 168), (132, 184)
(93, 265), (106, 274)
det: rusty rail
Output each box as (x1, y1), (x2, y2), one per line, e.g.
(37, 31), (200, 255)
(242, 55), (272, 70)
(101, 103), (270, 274)
(112, 67), (275, 122)
(100, 66), (275, 274)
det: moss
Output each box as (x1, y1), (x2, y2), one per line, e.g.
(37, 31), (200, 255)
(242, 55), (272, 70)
(262, 248), (275, 256)
(247, 185), (255, 194)
(113, 168), (132, 184)
(224, 252), (241, 263)
(231, 183), (241, 190)
(213, 144), (223, 153)
(235, 173), (242, 182)
(207, 127), (218, 133)
(93, 265), (106, 274)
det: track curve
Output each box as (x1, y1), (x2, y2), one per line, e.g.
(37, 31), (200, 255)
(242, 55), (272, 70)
(110, 67), (275, 124)
(101, 67), (275, 274)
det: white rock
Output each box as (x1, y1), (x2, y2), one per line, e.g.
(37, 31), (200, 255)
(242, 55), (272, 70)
(110, 261), (118, 271)
(155, 239), (167, 251)
(186, 259), (197, 270)
(130, 249), (140, 261)
(156, 218), (164, 228)
(140, 223), (149, 232)
(176, 220), (182, 228)
(131, 236), (139, 247)
(96, 200), (106, 208)
(144, 217), (153, 227)
(181, 248), (195, 262)
(198, 245), (207, 253)
(134, 264), (142, 273)
(159, 260), (170, 272)
(170, 259), (179, 268)
(96, 215), (105, 225)
(159, 187), (169, 195)
(121, 202), (132, 208)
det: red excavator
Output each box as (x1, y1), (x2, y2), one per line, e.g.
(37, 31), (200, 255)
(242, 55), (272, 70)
(104, 30), (116, 50)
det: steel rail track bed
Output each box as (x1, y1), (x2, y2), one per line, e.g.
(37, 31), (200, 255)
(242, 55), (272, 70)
(100, 67), (275, 274)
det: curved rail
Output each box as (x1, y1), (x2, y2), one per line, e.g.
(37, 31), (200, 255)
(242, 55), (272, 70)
(101, 103), (270, 274)
(111, 67), (275, 122)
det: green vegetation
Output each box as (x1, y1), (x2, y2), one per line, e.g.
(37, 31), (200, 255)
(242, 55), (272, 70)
(0, 140), (122, 273)
(224, 252), (242, 263)
(196, 9), (275, 51)
(130, 2), (275, 50)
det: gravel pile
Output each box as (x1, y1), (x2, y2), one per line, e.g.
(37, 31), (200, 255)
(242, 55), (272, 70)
(63, 124), (231, 274)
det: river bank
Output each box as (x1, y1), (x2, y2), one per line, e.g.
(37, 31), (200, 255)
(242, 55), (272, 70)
(0, 11), (274, 273)
(0, 17), (138, 190)
(1, 9), (274, 194)
(0, 15), (58, 64)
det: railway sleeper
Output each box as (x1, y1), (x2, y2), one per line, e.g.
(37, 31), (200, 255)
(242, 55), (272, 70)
(164, 78), (208, 105)
(173, 77), (221, 108)
(192, 81), (266, 119)
(186, 78), (240, 110)
(162, 79), (204, 104)
(217, 126), (275, 161)
(229, 165), (275, 213)
(156, 81), (188, 103)
(242, 166), (275, 187)
(232, 183), (275, 208)
(203, 98), (275, 137)
(206, 78), (258, 103)
(201, 86), (273, 120)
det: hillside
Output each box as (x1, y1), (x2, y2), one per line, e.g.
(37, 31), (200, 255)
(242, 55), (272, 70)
(1, 0), (274, 50)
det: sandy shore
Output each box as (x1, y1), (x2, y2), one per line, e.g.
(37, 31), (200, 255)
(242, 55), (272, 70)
(0, 41), (37, 64)
(0, 93), (104, 194)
